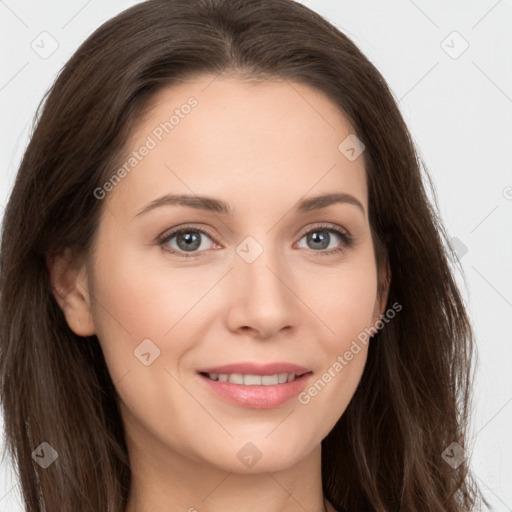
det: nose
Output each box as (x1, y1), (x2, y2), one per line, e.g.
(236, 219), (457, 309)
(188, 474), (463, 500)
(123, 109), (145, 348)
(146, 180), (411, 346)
(224, 239), (297, 339)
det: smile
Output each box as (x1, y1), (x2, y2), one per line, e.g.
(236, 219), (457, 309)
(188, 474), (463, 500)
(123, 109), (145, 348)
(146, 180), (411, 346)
(201, 372), (302, 385)
(196, 364), (313, 409)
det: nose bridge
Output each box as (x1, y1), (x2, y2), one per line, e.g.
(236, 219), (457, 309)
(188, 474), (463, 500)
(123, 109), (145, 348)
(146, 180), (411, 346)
(227, 233), (295, 336)
(235, 234), (288, 297)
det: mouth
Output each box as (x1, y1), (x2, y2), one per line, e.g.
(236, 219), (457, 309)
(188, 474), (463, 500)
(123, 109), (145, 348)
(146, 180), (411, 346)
(196, 363), (313, 409)
(199, 371), (307, 385)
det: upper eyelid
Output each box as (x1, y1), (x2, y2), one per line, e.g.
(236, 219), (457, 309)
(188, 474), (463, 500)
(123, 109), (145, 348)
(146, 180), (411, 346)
(158, 224), (214, 243)
(297, 222), (350, 238)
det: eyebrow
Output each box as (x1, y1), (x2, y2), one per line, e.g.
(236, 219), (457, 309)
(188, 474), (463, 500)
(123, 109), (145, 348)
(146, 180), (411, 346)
(133, 192), (365, 218)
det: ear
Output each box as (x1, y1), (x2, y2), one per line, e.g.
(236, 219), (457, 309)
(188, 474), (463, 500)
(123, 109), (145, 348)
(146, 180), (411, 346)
(373, 261), (392, 324)
(47, 248), (96, 337)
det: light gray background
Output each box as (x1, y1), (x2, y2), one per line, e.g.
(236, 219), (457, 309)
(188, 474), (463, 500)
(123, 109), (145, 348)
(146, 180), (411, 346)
(1, 1), (511, 510)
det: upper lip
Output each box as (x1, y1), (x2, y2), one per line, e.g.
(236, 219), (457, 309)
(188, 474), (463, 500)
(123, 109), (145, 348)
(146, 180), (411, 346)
(196, 362), (311, 376)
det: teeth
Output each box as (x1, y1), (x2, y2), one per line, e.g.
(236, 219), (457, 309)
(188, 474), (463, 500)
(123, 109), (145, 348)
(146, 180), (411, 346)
(245, 374), (264, 385)
(206, 372), (299, 385)
(229, 373), (244, 385)
(261, 375), (278, 385)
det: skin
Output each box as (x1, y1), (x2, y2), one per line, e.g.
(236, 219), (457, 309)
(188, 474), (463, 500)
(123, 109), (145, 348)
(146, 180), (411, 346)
(50, 74), (390, 512)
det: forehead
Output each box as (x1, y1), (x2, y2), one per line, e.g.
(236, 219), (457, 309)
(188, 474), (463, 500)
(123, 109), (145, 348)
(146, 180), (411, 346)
(106, 75), (368, 220)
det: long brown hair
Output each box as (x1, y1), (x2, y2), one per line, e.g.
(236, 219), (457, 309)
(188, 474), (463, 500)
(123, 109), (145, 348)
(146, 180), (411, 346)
(0, 0), (486, 510)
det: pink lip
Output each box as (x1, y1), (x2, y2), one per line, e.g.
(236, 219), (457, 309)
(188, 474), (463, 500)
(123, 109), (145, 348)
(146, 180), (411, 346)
(196, 362), (310, 376)
(196, 362), (313, 409)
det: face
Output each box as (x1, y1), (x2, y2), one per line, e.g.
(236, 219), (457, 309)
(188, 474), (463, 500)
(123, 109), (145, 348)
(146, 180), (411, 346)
(66, 75), (389, 474)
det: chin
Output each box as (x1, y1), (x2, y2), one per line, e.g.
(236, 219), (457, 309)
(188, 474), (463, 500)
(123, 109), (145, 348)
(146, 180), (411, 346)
(195, 435), (318, 474)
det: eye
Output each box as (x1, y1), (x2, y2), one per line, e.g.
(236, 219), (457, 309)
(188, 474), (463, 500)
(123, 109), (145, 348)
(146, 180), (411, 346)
(296, 223), (354, 256)
(159, 226), (217, 258)
(158, 222), (354, 259)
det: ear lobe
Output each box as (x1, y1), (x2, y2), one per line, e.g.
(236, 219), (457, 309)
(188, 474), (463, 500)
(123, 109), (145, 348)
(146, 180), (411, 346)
(47, 248), (96, 337)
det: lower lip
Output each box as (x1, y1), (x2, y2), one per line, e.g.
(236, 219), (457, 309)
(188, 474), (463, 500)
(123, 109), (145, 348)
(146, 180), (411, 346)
(198, 373), (312, 409)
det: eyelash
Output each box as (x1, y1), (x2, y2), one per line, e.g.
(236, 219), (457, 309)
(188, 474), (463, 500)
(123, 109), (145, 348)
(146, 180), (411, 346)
(158, 223), (355, 259)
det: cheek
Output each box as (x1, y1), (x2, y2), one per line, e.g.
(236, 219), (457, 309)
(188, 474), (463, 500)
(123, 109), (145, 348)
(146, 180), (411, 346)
(87, 234), (176, 375)
(88, 236), (220, 382)
(297, 271), (375, 435)
(295, 256), (377, 414)
(90, 228), (182, 334)
(305, 256), (379, 352)
(333, 279), (377, 347)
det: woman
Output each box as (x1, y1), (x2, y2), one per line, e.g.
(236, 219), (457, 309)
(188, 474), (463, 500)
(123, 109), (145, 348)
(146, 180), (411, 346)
(0, 0), (486, 510)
